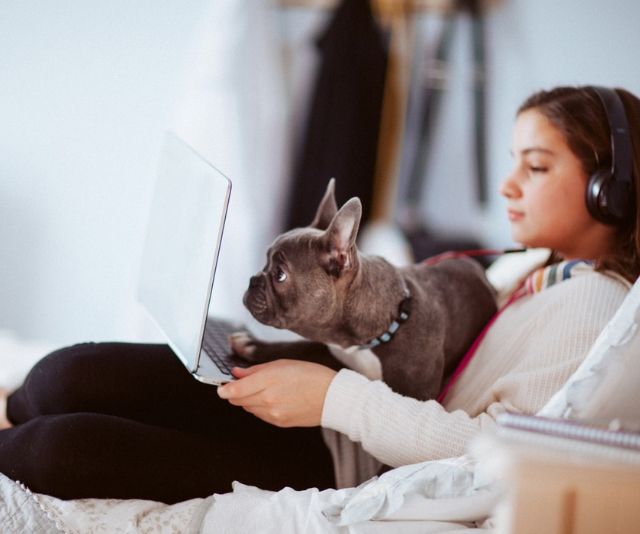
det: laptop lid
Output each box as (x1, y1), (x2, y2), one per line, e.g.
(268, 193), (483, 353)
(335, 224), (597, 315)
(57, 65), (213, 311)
(138, 132), (231, 373)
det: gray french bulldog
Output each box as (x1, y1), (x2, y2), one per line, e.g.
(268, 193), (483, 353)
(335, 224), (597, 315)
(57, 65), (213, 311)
(230, 179), (497, 401)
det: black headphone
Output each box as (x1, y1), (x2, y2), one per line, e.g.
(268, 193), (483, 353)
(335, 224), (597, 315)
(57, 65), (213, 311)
(585, 86), (635, 225)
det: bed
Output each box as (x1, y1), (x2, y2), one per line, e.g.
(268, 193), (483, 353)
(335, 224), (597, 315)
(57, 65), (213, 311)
(2, 251), (640, 533)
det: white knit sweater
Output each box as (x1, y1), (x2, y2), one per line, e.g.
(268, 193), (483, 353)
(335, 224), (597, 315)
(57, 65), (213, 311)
(320, 261), (631, 488)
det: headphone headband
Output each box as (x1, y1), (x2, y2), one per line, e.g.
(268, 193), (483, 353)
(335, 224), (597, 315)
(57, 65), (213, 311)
(589, 86), (633, 187)
(586, 86), (634, 224)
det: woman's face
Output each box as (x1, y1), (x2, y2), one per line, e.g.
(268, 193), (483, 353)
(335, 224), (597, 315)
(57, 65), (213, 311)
(499, 108), (616, 260)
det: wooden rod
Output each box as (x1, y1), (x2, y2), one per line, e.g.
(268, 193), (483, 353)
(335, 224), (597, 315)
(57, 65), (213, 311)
(370, 8), (413, 222)
(278, 0), (501, 16)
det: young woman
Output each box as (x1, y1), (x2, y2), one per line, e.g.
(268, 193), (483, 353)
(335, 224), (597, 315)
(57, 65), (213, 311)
(0, 85), (639, 505)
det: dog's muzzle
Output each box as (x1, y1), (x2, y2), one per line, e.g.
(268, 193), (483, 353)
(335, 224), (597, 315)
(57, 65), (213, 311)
(243, 274), (269, 319)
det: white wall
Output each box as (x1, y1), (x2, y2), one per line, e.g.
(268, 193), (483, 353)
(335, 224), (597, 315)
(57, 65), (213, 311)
(0, 1), (207, 345)
(409, 0), (640, 250)
(1, 0), (640, 348)
(482, 0), (640, 248)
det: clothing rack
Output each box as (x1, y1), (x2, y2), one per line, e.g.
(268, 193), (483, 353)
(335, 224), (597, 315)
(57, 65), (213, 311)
(280, 0), (473, 19)
(278, 0), (500, 224)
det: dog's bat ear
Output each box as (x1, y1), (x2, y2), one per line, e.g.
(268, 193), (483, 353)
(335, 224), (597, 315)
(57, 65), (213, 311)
(324, 197), (362, 273)
(309, 178), (338, 230)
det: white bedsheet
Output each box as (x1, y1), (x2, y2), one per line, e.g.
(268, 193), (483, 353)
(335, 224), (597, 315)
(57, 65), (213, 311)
(31, 490), (210, 534)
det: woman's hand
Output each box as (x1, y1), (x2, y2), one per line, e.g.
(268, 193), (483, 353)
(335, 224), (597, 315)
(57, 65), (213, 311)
(217, 360), (337, 428)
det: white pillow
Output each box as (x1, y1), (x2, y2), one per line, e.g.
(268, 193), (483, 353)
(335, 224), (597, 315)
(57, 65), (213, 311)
(0, 330), (57, 391)
(539, 275), (640, 424)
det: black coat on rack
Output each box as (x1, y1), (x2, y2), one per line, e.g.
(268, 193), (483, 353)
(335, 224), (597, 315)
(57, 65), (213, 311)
(284, 0), (388, 230)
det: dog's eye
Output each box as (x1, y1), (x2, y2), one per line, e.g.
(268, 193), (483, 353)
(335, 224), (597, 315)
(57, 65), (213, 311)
(276, 269), (287, 283)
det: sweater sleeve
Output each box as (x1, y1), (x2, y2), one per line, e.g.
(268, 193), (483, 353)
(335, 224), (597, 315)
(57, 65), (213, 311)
(321, 271), (630, 468)
(321, 369), (496, 466)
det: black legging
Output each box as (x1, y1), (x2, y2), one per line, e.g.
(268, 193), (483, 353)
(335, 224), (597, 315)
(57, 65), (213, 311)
(0, 343), (335, 504)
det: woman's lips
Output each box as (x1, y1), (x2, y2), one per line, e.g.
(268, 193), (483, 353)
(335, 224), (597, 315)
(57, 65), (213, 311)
(507, 209), (524, 222)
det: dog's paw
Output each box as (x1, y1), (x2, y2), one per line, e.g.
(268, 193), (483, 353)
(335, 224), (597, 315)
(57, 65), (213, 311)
(229, 332), (257, 360)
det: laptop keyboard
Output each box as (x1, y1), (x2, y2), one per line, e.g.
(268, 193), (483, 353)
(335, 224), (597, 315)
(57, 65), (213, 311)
(201, 319), (249, 376)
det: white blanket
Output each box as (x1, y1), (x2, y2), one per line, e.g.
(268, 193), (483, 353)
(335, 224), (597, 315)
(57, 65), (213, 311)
(4, 463), (501, 534)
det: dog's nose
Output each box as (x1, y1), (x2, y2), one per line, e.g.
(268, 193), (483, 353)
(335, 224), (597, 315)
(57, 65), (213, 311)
(249, 274), (265, 289)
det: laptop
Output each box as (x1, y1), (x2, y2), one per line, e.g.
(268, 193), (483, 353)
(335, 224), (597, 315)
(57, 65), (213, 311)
(138, 131), (250, 385)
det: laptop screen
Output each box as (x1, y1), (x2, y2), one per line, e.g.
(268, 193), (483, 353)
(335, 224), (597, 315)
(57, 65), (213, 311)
(138, 132), (231, 371)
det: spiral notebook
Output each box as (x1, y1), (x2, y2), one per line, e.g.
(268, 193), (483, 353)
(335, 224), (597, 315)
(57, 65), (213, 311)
(496, 413), (640, 451)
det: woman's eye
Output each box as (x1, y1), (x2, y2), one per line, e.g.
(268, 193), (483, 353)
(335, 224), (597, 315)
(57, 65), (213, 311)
(276, 269), (287, 282)
(529, 166), (548, 173)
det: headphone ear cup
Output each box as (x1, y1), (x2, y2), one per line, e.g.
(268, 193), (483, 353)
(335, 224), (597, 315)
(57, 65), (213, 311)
(608, 179), (633, 222)
(586, 168), (613, 224)
(586, 168), (632, 224)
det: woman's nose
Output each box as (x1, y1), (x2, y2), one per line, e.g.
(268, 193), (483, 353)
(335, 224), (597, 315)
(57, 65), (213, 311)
(498, 170), (521, 199)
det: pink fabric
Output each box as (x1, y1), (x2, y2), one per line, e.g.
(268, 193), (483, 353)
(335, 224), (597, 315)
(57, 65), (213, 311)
(419, 248), (527, 404)
(434, 258), (592, 403)
(436, 285), (525, 403)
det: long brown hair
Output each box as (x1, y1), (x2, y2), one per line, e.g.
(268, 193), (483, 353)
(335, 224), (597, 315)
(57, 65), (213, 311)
(518, 86), (640, 283)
